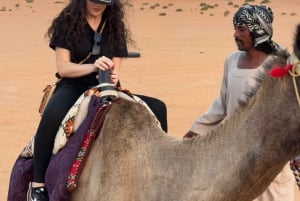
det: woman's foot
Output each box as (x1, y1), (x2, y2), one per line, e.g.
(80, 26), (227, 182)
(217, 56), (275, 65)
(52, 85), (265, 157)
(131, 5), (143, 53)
(29, 186), (49, 201)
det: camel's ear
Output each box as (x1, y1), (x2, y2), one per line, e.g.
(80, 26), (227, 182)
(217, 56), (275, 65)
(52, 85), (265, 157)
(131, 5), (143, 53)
(294, 24), (300, 59)
(286, 54), (300, 75)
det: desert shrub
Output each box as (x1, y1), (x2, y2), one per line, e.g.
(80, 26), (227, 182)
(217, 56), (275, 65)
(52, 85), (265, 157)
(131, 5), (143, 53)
(224, 10), (230, 17)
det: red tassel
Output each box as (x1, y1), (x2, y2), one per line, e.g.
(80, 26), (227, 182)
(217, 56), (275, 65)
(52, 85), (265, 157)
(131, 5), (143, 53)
(269, 64), (293, 77)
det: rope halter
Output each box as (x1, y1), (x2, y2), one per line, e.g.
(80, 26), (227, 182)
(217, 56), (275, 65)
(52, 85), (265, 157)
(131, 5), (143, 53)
(269, 53), (300, 108)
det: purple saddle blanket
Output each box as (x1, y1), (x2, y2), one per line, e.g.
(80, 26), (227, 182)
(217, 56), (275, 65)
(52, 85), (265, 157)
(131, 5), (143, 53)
(7, 95), (113, 201)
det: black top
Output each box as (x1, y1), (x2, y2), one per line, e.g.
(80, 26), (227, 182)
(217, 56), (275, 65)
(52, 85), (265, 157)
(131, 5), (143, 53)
(49, 21), (128, 88)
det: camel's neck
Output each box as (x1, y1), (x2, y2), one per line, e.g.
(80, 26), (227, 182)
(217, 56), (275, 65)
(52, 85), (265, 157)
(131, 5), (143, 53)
(189, 74), (300, 201)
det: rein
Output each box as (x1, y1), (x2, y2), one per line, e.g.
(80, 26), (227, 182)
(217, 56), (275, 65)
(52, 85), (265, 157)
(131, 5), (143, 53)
(289, 54), (300, 191)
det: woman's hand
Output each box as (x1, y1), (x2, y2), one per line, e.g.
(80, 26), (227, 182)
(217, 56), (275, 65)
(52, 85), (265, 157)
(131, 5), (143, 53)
(94, 56), (119, 85)
(94, 56), (114, 71)
(109, 70), (119, 86)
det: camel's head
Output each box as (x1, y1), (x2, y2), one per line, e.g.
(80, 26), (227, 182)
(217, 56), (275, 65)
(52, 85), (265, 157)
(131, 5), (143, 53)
(286, 24), (300, 77)
(268, 24), (300, 77)
(294, 23), (300, 59)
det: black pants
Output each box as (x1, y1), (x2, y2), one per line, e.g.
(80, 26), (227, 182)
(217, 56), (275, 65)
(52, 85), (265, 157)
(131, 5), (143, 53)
(33, 85), (84, 183)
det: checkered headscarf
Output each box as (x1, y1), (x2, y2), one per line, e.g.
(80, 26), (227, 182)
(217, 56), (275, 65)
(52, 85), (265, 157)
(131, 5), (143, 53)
(233, 5), (277, 48)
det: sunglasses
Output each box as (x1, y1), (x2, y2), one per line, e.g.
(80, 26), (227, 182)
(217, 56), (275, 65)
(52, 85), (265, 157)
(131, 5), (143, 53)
(92, 32), (102, 55)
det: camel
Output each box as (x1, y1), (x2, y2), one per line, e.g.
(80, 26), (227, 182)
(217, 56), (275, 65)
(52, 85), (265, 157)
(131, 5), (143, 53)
(7, 25), (300, 201)
(68, 25), (300, 201)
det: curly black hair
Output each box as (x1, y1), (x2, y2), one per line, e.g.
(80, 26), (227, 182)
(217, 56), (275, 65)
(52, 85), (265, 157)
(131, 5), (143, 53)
(45, 0), (134, 53)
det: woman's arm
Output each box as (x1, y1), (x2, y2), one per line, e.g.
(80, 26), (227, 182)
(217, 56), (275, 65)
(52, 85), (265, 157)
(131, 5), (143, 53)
(55, 47), (97, 78)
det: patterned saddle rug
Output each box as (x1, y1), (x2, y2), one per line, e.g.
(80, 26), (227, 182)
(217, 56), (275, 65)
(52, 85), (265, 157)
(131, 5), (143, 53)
(8, 95), (115, 201)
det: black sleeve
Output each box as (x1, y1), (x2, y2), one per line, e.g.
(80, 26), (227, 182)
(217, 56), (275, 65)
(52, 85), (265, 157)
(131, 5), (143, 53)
(114, 38), (128, 57)
(49, 34), (70, 51)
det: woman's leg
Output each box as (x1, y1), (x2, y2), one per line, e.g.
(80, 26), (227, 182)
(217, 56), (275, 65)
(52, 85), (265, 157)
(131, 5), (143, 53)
(134, 94), (168, 132)
(33, 86), (82, 184)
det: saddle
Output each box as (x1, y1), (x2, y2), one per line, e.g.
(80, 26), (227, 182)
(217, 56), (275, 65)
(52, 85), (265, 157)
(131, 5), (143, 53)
(20, 86), (160, 157)
(8, 86), (161, 201)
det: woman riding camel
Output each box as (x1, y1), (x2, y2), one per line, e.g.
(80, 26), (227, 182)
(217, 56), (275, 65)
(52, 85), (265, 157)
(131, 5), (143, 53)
(29, 0), (167, 200)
